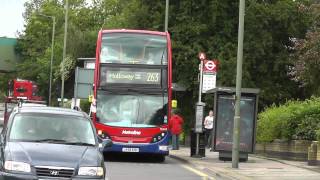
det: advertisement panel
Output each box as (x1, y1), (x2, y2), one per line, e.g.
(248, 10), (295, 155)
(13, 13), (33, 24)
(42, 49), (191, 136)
(214, 95), (256, 153)
(195, 102), (205, 133)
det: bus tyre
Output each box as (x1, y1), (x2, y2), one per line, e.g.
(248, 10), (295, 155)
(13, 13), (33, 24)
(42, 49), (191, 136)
(156, 155), (165, 162)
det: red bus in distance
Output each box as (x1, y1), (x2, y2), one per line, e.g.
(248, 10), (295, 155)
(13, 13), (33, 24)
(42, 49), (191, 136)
(7, 79), (42, 101)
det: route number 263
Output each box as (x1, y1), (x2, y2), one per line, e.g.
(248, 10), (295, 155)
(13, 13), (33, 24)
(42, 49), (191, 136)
(147, 73), (159, 82)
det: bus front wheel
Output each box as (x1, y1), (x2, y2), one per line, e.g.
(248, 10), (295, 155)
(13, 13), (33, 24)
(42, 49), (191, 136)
(156, 155), (165, 162)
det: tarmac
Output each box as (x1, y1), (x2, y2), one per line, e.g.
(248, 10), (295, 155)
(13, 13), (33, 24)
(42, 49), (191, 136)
(169, 147), (320, 180)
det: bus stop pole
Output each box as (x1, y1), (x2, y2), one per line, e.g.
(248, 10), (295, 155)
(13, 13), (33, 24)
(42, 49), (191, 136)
(232, 0), (245, 169)
(196, 60), (204, 156)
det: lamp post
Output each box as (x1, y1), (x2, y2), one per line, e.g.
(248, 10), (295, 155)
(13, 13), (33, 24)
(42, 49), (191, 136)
(61, 0), (69, 107)
(232, 0), (246, 169)
(37, 14), (55, 106)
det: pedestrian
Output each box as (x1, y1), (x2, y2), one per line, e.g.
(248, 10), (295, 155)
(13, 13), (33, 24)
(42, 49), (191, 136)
(169, 110), (184, 150)
(204, 110), (214, 149)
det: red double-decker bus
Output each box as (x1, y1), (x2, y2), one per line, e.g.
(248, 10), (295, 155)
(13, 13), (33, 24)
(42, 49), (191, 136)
(7, 79), (42, 101)
(92, 29), (172, 161)
(3, 79), (44, 126)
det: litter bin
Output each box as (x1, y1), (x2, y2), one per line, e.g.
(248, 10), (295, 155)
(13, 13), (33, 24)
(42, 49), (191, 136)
(190, 129), (206, 157)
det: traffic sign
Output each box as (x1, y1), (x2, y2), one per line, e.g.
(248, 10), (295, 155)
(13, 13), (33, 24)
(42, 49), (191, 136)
(198, 52), (206, 61)
(203, 60), (218, 73)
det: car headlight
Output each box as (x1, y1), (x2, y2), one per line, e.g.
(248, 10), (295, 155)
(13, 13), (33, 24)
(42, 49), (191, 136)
(4, 161), (31, 173)
(78, 167), (104, 176)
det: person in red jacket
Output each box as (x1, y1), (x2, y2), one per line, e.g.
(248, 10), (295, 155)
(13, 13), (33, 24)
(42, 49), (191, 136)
(169, 110), (184, 150)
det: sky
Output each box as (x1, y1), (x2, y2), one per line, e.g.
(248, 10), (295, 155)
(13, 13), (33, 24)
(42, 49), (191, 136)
(0, 0), (28, 38)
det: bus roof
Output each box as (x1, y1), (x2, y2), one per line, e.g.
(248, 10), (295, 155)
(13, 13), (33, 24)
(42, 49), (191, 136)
(101, 29), (167, 36)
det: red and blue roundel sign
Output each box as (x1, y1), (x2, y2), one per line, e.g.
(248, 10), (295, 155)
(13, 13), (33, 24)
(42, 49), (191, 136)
(203, 60), (218, 73)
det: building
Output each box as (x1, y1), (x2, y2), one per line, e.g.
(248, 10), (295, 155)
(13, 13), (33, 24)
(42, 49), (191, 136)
(0, 37), (20, 73)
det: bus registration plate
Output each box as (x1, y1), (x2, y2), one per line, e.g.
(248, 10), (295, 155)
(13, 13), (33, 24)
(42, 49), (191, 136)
(122, 147), (139, 152)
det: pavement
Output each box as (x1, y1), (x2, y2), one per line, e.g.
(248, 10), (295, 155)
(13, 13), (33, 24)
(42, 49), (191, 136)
(169, 147), (320, 180)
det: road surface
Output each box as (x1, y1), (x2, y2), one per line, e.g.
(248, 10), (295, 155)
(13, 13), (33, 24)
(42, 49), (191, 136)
(104, 153), (212, 180)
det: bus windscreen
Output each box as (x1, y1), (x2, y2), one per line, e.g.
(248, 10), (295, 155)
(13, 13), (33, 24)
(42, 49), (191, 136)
(96, 93), (168, 128)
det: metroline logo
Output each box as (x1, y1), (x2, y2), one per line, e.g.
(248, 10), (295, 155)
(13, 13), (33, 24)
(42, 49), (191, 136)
(122, 130), (141, 135)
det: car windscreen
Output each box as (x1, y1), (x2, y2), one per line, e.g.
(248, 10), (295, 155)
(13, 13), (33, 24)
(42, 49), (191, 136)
(9, 113), (96, 145)
(96, 93), (168, 128)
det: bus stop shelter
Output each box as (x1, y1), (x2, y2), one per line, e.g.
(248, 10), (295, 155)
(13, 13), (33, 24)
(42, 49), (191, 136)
(206, 87), (259, 161)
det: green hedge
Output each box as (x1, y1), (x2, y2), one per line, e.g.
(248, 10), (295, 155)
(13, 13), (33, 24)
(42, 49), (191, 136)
(257, 97), (320, 143)
(80, 99), (91, 114)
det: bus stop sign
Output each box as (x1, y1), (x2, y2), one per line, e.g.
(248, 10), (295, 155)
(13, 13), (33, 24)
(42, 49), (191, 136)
(198, 52), (206, 61)
(203, 60), (218, 73)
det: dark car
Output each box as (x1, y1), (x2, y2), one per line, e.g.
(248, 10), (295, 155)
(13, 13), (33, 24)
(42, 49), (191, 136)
(0, 106), (112, 180)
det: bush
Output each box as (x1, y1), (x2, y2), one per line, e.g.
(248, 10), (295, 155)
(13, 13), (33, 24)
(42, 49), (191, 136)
(316, 129), (320, 141)
(80, 99), (91, 114)
(257, 97), (320, 143)
(63, 100), (72, 108)
(0, 92), (4, 102)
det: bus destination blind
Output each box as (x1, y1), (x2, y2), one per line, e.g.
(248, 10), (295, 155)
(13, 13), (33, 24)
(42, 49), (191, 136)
(100, 67), (161, 85)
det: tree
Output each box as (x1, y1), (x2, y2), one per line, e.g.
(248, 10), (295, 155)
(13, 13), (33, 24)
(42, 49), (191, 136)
(11, 0), (313, 113)
(94, 0), (312, 133)
(14, 0), (119, 102)
(110, 0), (311, 108)
(293, 3), (320, 97)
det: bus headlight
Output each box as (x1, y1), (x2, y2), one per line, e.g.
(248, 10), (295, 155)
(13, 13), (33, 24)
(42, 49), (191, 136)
(151, 132), (167, 143)
(97, 130), (110, 139)
(159, 145), (168, 151)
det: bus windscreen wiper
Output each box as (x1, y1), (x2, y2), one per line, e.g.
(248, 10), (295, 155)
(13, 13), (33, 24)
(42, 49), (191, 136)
(160, 48), (166, 64)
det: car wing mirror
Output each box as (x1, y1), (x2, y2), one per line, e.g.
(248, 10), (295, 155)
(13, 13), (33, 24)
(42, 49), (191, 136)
(102, 139), (113, 148)
(98, 138), (112, 152)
